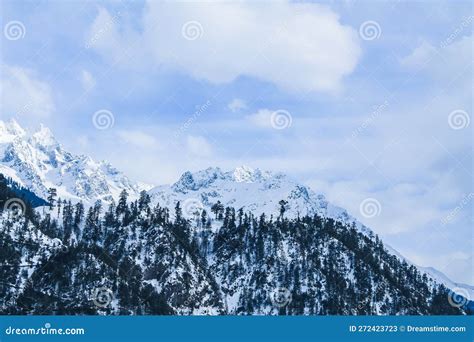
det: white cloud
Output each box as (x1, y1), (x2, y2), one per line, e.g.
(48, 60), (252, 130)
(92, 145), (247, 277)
(245, 108), (274, 128)
(117, 130), (159, 148)
(400, 40), (439, 69)
(228, 98), (247, 112)
(85, 7), (123, 53)
(88, 1), (361, 93)
(401, 35), (472, 80)
(80, 70), (96, 90)
(0, 65), (55, 118)
(186, 135), (213, 157)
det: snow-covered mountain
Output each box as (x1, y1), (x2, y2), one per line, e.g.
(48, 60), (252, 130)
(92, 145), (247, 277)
(1, 186), (468, 315)
(0, 121), (470, 310)
(149, 165), (372, 234)
(0, 119), (150, 204)
(149, 165), (473, 301)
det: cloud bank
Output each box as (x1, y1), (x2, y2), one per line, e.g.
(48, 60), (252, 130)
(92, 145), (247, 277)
(87, 1), (361, 93)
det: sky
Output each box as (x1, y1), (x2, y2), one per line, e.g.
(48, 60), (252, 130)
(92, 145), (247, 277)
(0, 0), (472, 285)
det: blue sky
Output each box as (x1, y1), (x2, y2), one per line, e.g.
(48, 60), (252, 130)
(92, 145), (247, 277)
(0, 0), (472, 284)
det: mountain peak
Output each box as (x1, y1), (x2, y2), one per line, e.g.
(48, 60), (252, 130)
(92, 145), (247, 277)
(170, 166), (275, 193)
(232, 165), (257, 182)
(0, 120), (150, 203)
(152, 165), (352, 226)
(230, 165), (275, 183)
(171, 167), (225, 193)
(31, 124), (59, 148)
(172, 171), (195, 192)
(0, 119), (26, 139)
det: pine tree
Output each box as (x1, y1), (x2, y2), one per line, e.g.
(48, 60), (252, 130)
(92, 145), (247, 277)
(174, 201), (182, 223)
(138, 191), (151, 211)
(116, 190), (129, 215)
(201, 209), (208, 228)
(211, 201), (224, 219)
(278, 200), (288, 219)
(74, 202), (84, 227)
(47, 188), (57, 210)
(57, 198), (62, 217)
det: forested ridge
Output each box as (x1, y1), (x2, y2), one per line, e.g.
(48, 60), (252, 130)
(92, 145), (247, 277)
(0, 181), (469, 315)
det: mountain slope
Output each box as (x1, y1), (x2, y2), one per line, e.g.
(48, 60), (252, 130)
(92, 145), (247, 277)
(0, 194), (467, 315)
(0, 121), (470, 314)
(0, 119), (150, 204)
(0, 173), (48, 207)
(149, 166), (473, 301)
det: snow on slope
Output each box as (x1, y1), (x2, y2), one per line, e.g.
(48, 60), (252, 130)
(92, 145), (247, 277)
(149, 165), (373, 235)
(149, 165), (473, 300)
(0, 119), (151, 203)
(420, 266), (474, 300)
(0, 211), (63, 291)
(383, 244), (474, 301)
(1, 119), (470, 303)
